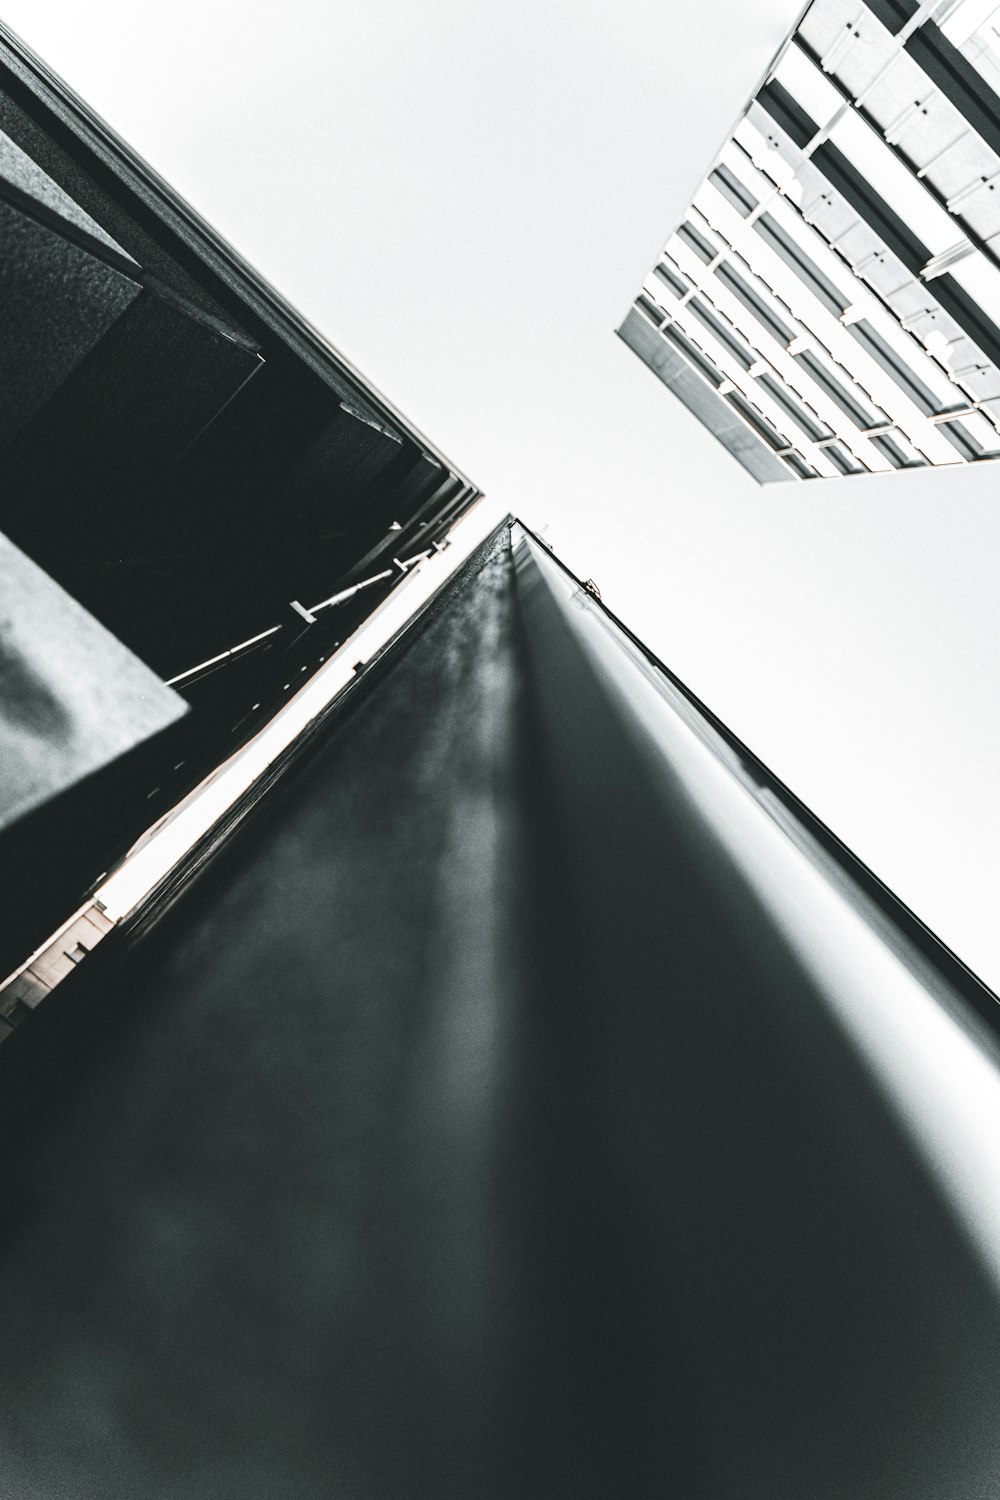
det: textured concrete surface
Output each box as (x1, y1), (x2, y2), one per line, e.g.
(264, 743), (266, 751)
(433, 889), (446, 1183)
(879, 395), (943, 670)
(0, 530), (186, 834)
(0, 198), (140, 446)
(0, 123), (135, 260)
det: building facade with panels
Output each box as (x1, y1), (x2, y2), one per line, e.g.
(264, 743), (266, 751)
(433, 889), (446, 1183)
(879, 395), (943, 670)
(621, 0), (1000, 481)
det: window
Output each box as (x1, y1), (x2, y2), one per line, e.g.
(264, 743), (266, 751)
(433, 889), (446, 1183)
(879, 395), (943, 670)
(687, 298), (757, 369)
(754, 213), (848, 314)
(823, 440), (865, 474)
(781, 450), (816, 478)
(871, 430), (926, 466)
(848, 320), (941, 413)
(715, 261), (795, 344)
(758, 373), (830, 440)
(796, 348), (884, 426)
(677, 221), (718, 263)
(661, 323), (725, 388)
(725, 389), (786, 449)
(653, 263), (687, 299)
(636, 294), (663, 325)
(709, 163), (758, 216)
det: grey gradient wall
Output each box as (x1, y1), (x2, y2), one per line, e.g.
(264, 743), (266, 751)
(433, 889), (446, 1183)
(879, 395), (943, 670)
(2, 526), (999, 1497)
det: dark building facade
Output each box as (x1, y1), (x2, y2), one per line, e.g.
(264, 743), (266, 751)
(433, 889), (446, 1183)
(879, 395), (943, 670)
(0, 20), (481, 975)
(0, 519), (999, 1497)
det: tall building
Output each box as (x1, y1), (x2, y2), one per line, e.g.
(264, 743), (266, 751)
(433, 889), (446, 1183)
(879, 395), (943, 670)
(621, 0), (1000, 482)
(2, 517), (1000, 1497)
(4, 22), (1000, 1500)
(0, 19), (481, 977)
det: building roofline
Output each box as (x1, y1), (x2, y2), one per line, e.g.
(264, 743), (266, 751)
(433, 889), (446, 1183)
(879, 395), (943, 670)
(513, 516), (1000, 1036)
(0, 18), (481, 494)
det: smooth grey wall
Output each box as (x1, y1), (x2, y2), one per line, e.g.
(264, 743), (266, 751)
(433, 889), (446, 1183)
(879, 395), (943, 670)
(1, 529), (998, 1497)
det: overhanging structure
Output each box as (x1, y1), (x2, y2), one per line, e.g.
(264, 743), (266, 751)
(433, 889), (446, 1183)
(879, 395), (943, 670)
(0, 21), (482, 973)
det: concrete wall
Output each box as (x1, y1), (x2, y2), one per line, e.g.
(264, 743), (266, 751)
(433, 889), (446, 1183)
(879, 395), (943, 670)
(0, 527), (997, 1497)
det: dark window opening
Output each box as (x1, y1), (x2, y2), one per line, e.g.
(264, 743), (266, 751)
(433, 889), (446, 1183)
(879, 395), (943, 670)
(661, 323), (724, 388)
(758, 79), (819, 150)
(688, 298), (756, 369)
(725, 390), (786, 450)
(940, 420), (981, 460)
(906, 17), (1000, 164)
(709, 163), (758, 216)
(824, 441), (863, 475)
(796, 349), (881, 427)
(871, 432), (923, 467)
(848, 320), (938, 414)
(934, 273), (1000, 369)
(758, 373), (830, 441)
(861, 0), (917, 36)
(754, 213), (848, 315)
(715, 262), (794, 345)
(678, 221), (718, 264)
(812, 141), (929, 277)
(781, 450), (816, 478)
(653, 263), (687, 299)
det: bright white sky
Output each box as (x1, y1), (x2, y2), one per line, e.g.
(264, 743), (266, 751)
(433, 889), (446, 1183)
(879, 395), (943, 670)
(7, 0), (1000, 992)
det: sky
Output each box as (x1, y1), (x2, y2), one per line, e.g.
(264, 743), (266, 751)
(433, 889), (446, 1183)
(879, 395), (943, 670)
(7, 0), (1000, 991)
